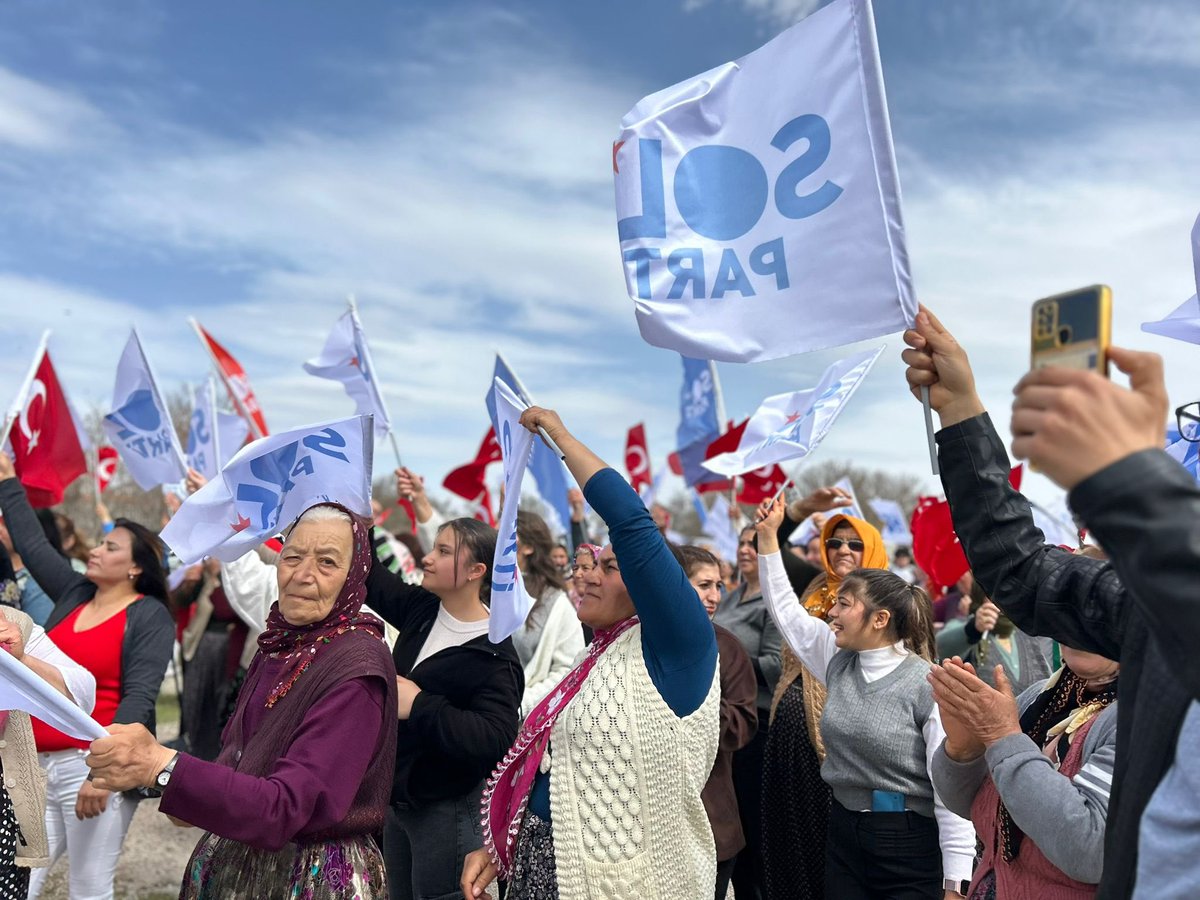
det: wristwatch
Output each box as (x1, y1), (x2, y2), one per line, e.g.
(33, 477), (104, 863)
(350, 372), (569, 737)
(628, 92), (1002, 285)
(155, 753), (180, 790)
(944, 878), (970, 896)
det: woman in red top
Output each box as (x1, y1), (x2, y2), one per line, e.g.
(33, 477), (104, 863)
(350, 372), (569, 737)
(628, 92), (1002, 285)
(0, 453), (174, 900)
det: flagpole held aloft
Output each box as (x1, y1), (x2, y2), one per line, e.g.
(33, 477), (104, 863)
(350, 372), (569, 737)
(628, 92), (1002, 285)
(0, 330), (50, 451)
(921, 385), (939, 476)
(388, 429), (404, 469)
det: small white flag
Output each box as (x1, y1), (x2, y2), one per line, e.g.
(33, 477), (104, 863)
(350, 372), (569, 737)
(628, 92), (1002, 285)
(868, 497), (911, 544)
(488, 378), (537, 643)
(161, 415), (373, 565)
(187, 378), (251, 481)
(702, 346), (884, 477)
(1141, 212), (1200, 345)
(102, 329), (188, 491)
(614, 0), (914, 362)
(304, 308), (392, 439)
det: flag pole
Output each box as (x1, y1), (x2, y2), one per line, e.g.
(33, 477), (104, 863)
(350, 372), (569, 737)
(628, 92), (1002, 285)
(495, 351), (565, 460)
(0, 330), (51, 451)
(921, 386), (939, 476)
(346, 294), (403, 469)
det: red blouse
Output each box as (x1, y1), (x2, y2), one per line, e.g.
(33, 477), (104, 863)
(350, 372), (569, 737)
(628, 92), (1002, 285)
(33, 604), (127, 752)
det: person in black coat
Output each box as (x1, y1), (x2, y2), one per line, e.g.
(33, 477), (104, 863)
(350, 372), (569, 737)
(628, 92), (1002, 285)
(904, 306), (1200, 899)
(365, 517), (523, 900)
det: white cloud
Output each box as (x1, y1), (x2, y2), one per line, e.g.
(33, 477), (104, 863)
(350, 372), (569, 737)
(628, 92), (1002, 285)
(682, 0), (820, 28)
(0, 66), (109, 151)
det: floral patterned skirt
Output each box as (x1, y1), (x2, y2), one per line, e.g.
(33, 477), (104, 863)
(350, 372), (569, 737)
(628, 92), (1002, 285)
(179, 831), (387, 899)
(508, 812), (558, 900)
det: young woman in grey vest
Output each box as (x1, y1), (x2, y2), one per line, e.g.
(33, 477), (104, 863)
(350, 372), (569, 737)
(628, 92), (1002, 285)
(755, 497), (975, 900)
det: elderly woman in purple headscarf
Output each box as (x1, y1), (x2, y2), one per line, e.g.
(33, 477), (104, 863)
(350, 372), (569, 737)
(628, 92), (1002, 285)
(86, 504), (398, 900)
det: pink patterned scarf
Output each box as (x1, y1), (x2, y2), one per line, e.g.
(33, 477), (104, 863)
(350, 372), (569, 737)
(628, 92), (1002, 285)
(480, 614), (639, 877)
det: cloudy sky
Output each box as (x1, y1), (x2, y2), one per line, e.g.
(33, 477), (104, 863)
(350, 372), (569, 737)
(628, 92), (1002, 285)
(0, 0), (1197, 512)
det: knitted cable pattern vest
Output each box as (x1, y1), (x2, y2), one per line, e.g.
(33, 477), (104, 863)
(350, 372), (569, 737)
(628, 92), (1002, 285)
(549, 625), (720, 900)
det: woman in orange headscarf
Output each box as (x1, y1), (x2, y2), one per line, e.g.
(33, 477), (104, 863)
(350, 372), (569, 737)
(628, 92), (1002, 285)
(761, 509), (887, 900)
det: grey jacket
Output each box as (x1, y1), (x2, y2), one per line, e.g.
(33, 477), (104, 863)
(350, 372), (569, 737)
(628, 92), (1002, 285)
(0, 479), (174, 734)
(932, 678), (1117, 883)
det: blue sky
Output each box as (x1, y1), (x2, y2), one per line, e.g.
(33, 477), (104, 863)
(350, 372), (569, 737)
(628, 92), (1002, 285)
(1, 0), (1197, 513)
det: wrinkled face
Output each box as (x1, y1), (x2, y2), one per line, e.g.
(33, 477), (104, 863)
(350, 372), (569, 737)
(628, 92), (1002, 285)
(577, 545), (636, 629)
(824, 524), (864, 578)
(736, 528), (757, 577)
(572, 547), (596, 594)
(550, 545), (569, 570)
(688, 563), (722, 618)
(86, 527), (140, 588)
(1061, 646), (1119, 683)
(827, 584), (886, 651)
(276, 519), (353, 627)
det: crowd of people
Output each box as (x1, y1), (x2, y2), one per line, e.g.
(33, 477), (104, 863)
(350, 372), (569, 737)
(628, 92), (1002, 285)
(0, 305), (1193, 899)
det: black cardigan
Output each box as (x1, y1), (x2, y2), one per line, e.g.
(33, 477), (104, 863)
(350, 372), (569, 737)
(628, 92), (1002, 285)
(0, 478), (175, 734)
(365, 555), (523, 807)
(938, 413), (1199, 899)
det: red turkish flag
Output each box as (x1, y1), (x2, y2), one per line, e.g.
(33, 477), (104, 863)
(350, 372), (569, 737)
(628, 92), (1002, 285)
(692, 420), (744, 495)
(442, 427), (501, 525)
(96, 445), (119, 494)
(8, 350), (87, 507)
(625, 424), (652, 495)
(739, 464), (789, 505)
(192, 321), (269, 438)
(910, 495), (969, 599)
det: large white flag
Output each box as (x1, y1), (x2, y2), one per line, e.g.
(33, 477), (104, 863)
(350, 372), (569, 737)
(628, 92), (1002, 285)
(102, 330), (187, 491)
(186, 378), (251, 480)
(488, 379), (537, 642)
(1141, 212), (1200, 345)
(703, 346), (884, 476)
(161, 415), (373, 565)
(614, 0), (914, 363)
(304, 308), (392, 439)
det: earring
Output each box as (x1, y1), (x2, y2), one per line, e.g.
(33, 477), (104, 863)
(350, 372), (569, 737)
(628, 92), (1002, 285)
(128, 573), (136, 581)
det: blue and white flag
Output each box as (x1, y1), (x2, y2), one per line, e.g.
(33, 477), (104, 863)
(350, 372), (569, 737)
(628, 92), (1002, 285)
(828, 476), (866, 522)
(697, 492), (739, 562)
(1142, 212), (1200, 345)
(702, 346), (884, 477)
(303, 307), (392, 440)
(613, 0), (914, 363)
(160, 415), (373, 565)
(674, 356), (727, 487)
(102, 330), (188, 491)
(187, 378), (250, 480)
(485, 355), (571, 540)
(488, 378), (537, 642)
(868, 497), (911, 544)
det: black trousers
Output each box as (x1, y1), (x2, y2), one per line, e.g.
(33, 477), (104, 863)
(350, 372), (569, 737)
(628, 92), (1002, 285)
(715, 856), (736, 900)
(730, 714), (769, 900)
(825, 801), (943, 900)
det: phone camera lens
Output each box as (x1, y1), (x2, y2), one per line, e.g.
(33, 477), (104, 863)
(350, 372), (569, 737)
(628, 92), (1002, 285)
(1057, 325), (1073, 345)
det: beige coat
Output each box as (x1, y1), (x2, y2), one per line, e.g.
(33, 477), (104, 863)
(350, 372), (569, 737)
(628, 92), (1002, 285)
(0, 607), (49, 867)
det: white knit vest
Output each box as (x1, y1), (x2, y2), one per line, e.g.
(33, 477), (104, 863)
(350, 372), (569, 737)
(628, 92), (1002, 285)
(549, 624), (720, 899)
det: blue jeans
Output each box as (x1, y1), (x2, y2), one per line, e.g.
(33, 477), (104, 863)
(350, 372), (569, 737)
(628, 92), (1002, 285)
(384, 785), (483, 900)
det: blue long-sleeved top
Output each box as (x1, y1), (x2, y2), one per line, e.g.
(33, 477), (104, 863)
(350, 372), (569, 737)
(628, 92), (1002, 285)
(528, 467), (717, 820)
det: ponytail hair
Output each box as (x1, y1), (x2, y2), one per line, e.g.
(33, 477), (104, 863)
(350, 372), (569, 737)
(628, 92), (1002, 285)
(840, 568), (937, 662)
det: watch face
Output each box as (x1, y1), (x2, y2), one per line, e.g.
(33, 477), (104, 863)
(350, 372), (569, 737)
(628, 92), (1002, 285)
(157, 771), (169, 787)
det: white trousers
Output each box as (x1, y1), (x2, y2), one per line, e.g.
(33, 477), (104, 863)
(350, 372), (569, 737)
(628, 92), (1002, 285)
(26, 749), (137, 900)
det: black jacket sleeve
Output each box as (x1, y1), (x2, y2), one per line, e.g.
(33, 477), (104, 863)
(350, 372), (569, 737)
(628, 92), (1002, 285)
(0, 478), (93, 611)
(406, 654), (523, 767)
(936, 414), (1125, 661)
(1070, 447), (1200, 699)
(114, 598), (176, 731)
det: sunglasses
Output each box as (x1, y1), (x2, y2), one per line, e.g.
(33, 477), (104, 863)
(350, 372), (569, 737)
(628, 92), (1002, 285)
(825, 538), (865, 552)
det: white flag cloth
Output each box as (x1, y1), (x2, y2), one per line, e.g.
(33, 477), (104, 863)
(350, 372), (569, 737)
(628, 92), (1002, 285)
(102, 330), (187, 491)
(702, 346), (884, 476)
(614, 0), (914, 362)
(488, 379), (537, 642)
(828, 475), (866, 522)
(161, 415), (374, 565)
(304, 309), (392, 439)
(868, 498), (911, 544)
(188, 379), (252, 481)
(0, 647), (105, 741)
(700, 494), (739, 562)
(1141, 212), (1200, 344)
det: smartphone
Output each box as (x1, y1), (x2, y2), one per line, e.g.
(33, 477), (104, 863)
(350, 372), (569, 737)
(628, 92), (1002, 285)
(1031, 285), (1112, 375)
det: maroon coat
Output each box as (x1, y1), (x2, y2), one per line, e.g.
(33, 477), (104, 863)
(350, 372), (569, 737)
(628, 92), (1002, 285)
(701, 624), (759, 861)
